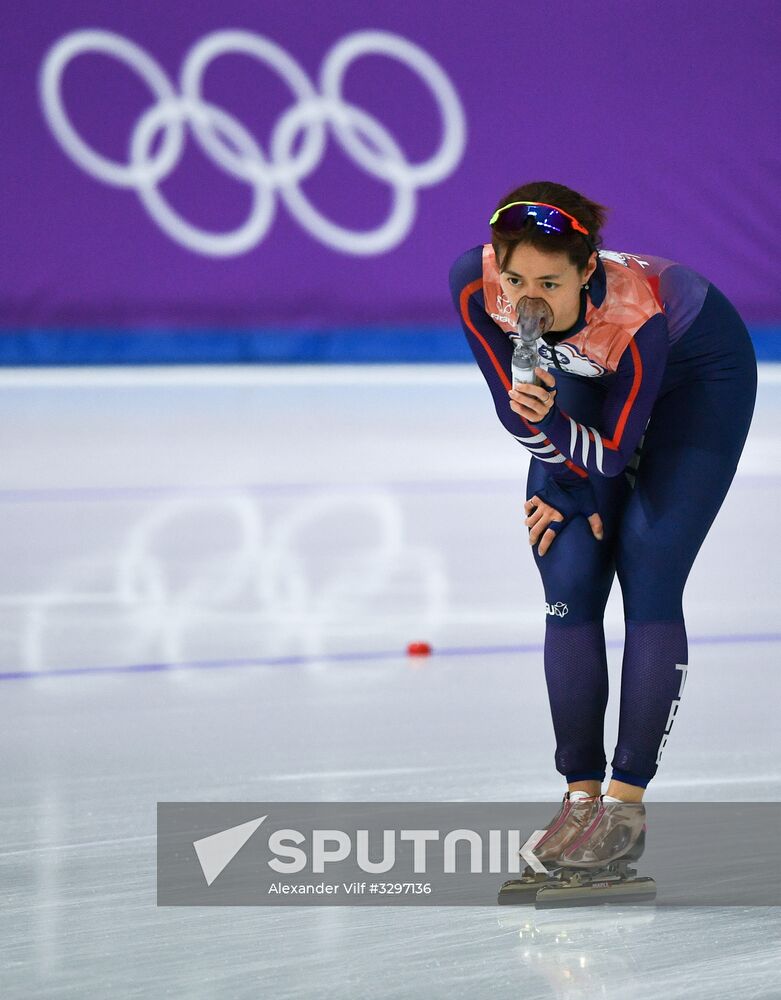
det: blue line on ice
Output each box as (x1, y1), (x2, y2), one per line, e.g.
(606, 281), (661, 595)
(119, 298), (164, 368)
(1, 633), (780, 681)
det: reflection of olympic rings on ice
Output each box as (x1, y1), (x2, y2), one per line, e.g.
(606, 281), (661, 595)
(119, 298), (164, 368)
(39, 28), (467, 256)
(21, 492), (448, 670)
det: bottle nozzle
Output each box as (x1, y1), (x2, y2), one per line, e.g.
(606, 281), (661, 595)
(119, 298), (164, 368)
(516, 296), (554, 340)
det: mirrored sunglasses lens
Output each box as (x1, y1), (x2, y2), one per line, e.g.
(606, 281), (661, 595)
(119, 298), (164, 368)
(494, 204), (569, 235)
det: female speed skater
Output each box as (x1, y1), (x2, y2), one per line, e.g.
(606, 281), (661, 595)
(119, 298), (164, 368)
(448, 180), (757, 903)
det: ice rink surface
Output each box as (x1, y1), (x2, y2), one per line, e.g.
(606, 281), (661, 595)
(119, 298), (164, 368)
(1, 363), (779, 999)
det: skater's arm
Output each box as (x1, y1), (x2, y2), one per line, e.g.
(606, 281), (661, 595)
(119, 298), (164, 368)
(512, 314), (669, 478)
(449, 248), (588, 482)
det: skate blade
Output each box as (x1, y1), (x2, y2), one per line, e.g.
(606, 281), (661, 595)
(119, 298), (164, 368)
(535, 877), (656, 910)
(497, 877), (549, 906)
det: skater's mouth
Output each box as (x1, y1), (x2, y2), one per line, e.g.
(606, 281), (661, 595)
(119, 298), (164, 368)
(516, 296), (554, 337)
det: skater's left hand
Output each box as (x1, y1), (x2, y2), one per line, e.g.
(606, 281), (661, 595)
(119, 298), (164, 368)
(524, 479), (604, 557)
(508, 368), (557, 423)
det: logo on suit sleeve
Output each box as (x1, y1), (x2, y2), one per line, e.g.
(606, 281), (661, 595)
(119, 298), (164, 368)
(538, 342), (607, 378)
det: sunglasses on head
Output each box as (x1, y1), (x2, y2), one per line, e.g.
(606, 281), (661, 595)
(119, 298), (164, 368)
(489, 201), (593, 246)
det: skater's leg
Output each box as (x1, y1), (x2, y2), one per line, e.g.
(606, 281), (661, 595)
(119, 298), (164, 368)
(611, 307), (756, 792)
(611, 438), (725, 792)
(526, 375), (630, 789)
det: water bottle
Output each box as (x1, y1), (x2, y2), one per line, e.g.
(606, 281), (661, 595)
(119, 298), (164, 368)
(511, 334), (540, 386)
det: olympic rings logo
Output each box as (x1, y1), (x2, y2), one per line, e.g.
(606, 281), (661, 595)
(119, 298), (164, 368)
(39, 28), (467, 257)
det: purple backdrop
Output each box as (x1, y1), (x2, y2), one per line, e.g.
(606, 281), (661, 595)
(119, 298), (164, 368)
(1, 0), (779, 331)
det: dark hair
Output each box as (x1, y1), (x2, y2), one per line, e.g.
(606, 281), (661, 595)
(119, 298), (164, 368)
(490, 180), (609, 273)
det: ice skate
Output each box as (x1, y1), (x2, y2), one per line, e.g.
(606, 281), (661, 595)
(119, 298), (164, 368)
(497, 792), (600, 905)
(534, 797), (656, 909)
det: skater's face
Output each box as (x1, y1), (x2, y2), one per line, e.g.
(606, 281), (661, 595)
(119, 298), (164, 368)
(499, 244), (597, 333)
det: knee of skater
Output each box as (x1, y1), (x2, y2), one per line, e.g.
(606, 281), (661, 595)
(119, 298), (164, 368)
(541, 574), (612, 623)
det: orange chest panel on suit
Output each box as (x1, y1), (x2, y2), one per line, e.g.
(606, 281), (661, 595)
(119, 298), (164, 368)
(481, 244), (664, 375)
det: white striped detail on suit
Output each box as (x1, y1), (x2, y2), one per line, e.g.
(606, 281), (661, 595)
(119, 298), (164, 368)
(589, 426), (604, 474)
(581, 426), (591, 467)
(513, 431), (548, 445)
(566, 418), (606, 474)
(512, 432), (566, 463)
